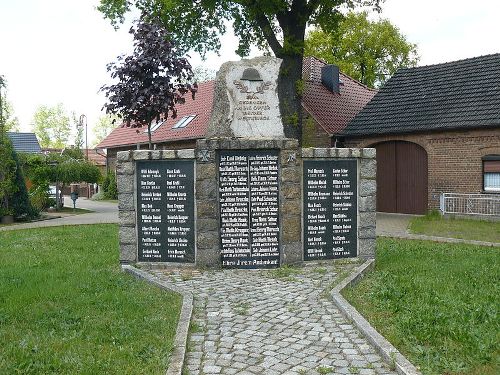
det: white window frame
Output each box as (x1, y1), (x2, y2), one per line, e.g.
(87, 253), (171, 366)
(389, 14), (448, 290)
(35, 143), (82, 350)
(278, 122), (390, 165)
(483, 155), (500, 193)
(143, 119), (165, 133)
(172, 115), (197, 129)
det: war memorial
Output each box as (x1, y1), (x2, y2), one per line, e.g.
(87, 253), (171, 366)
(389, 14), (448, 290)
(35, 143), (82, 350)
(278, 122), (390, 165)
(116, 57), (377, 269)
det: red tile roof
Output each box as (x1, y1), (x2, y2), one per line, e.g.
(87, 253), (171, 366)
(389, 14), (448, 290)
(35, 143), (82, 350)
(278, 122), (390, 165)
(96, 80), (215, 149)
(86, 149), (106, 166)
(302, 57), (377, 135)
(97, 61), (376, 149)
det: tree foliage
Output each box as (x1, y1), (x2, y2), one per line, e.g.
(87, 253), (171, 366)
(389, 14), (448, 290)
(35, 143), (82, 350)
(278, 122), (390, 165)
(9, 149), (37, 219)
(98, 0), (382, 142)
(0, 136), (17, 215)
(0, 76), (19, 132)
(0, 134), (36, 218)
(0, 76), (16, 132)
(102, 171), (118, 200)
(73, 112), (85, 152)
(32, 104), (71, 148)
(192, 66), (216, 83)
(305, 11), (419, 87)
(93, 114), (119, 146)
(21, 154), (101, 186)
(100, 13), (197, 149)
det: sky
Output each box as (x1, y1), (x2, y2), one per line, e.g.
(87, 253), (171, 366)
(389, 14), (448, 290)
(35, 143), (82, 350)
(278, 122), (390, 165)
(0, 0), (499, 146)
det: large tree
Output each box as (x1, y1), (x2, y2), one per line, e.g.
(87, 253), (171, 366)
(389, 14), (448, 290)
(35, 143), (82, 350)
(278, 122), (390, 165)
(98, 0), (381, 142)
(32, 104), (71, 148)
(100, 13), (196, 149)
(305, 11), (418, 88)
(0, 76), (20, 132)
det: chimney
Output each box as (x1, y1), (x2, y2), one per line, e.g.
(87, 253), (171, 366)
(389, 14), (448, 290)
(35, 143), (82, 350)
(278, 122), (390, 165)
(321, 64), (340, 94)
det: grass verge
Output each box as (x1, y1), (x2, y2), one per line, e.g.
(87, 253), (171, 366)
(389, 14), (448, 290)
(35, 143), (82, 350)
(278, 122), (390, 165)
(343, 238), (499, 375)
(409, 212), (500, 243)
(53, 207), (94, 215)
(0, 224), (182, 374)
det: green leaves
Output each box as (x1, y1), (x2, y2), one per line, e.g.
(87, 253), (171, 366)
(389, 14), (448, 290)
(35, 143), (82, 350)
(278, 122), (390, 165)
(305, 11), (419, 88)
(31, 104), (71, 149)
(21, 153), (101, 185)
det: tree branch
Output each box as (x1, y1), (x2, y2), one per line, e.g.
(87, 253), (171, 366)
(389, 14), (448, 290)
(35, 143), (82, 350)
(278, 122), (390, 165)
(305, 0), (322, 17)
(252, 11), (283, 56)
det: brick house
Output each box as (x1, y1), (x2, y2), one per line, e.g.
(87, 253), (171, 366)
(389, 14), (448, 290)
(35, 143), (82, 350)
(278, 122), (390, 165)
(96, 57), (376, 167)
(340, 54), (500, 214)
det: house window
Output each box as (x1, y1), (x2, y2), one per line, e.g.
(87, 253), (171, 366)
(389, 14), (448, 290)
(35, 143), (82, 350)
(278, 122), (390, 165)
(483, 155), (500, 192)
(143, 118), (165, 133)
(172, 115), (196, 129)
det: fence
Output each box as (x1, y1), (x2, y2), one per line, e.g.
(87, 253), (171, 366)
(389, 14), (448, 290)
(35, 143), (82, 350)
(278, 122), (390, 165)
(440, 193), (500, 216)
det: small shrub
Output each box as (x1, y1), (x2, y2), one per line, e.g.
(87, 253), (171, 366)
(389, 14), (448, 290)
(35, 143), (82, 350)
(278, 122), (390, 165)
(103, 172), (118, 200)
(30, 184), (52, 211)
(91, 191), (105, 201)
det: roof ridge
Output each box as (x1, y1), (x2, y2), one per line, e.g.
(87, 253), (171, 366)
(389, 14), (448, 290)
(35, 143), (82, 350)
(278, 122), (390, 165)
(399, 52), (500, 72)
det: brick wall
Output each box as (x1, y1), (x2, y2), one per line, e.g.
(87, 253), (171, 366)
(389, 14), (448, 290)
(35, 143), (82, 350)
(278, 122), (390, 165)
(345, 128), (500, 210)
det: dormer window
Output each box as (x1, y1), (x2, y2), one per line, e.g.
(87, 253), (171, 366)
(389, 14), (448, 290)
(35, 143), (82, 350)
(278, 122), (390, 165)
(172, 115), (196, 129)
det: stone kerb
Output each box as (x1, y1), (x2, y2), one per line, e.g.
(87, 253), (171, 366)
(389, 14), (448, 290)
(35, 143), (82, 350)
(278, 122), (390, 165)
(301, 147), (377, 259)
(117, 149), (196, 264)
(196, 138), (302, 268)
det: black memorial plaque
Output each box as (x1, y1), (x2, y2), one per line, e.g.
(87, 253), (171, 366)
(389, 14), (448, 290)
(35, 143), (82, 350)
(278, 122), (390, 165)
(136, 160), (195, 262)
(303, 159), (357, 260)
(218, 150), (280, 269)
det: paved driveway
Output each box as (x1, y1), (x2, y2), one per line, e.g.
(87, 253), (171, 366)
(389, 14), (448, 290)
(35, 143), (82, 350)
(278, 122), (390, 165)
(0, 196), (118, 231)
(376, 213), (414, 237)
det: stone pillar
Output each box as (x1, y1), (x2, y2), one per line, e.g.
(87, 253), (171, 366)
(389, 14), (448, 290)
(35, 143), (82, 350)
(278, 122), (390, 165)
(358, 148), (377, 259)
(116, 150), (137, 264)
(280, 139), (302, 265)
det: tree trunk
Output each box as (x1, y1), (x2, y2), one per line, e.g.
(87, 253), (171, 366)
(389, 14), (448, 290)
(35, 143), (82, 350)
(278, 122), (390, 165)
(147, 123), (152, 150)
(56, 182), (62, 210)
(278, 54), (303, 143)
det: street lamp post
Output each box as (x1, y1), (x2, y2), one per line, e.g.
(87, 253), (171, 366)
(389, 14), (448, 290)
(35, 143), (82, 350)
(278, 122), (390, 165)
(79, 114), (88, 161)
(78, 114), (90, 198)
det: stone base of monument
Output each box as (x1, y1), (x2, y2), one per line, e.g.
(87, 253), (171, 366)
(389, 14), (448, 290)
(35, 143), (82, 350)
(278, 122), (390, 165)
(117, 143), (376, 270)
(117, 56), (376, 270)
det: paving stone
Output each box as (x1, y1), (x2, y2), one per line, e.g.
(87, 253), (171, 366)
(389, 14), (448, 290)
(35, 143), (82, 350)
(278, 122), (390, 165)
(157, 264), (397, 375)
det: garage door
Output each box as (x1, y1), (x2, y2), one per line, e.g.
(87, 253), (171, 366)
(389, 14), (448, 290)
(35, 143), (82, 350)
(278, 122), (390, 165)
(374, 141), (428, 214)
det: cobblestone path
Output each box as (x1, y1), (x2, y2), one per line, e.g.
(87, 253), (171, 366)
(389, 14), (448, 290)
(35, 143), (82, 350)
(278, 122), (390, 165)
(152, 263), (397, 375)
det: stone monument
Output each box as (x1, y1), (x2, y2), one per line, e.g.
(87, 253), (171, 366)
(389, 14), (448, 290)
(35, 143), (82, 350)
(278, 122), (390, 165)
(117, 56), (376, 269)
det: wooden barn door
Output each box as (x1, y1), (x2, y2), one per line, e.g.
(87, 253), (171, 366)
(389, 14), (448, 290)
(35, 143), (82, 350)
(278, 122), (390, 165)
(375, 141), (428, 214)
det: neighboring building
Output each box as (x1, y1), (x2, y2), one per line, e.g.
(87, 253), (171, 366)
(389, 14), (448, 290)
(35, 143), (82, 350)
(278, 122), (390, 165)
(340, 54), (500, 214)
(97, 80), (216, 171)
(7, 132), (42, 153)
(85, 149), (107, 174)
(97, 58), (377, 168)
(301, 57), (377, 147)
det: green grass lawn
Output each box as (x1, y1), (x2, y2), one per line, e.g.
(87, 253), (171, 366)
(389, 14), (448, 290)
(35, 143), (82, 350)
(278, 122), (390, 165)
(343, 238), (499, 375)
(409, 214), (500, 243)
(0, 225), (182, 374)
